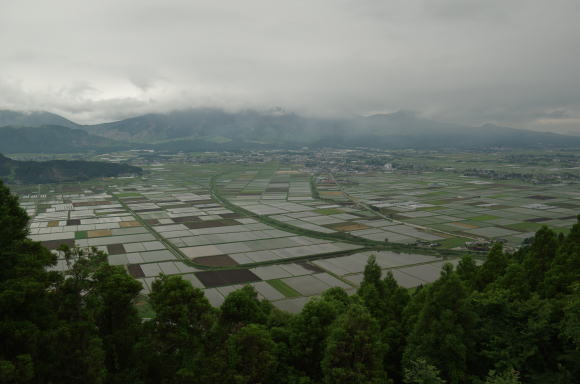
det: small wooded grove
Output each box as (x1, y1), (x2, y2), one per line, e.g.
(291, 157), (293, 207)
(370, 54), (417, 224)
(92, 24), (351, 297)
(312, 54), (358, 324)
(1, 180), (579, 384)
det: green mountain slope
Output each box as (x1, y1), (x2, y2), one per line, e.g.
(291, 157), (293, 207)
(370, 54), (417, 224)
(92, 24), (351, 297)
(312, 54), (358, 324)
(0, 110), (79, 129)
(85, 109), (580, 149)
(3, 108), (580, 150)
(0, 125), (130, 153)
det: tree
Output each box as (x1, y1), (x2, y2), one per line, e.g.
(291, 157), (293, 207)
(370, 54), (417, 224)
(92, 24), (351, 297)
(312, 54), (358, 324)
(484, 369), (521, 384)
(456, 254), (478, 290)
(288, 291), (350, 381)
(0, 180), (28, 247)
(143, 275), (215, 383)
(542, 218), (580, 297)
(522, 227), (558, 292)
(380, 271), (410, 381)
(404, 264), (476, 384)
(0, 181), (58, 383)
(404, 358), (446, 384)
(321, 304), (387, 384)
(92, 264), (143, 384)
(45, 247), (108, 384)
(358, 257), (409, 381)
(220, 285), (270, 330)
(476, 243), (508, 290)
(225, 324), (278, 384)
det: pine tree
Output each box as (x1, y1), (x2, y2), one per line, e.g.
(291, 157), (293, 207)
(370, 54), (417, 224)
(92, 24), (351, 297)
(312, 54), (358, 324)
(404, 264), (476, 384)
(225, 324), (278, 384)
(322, 304), (387, 384)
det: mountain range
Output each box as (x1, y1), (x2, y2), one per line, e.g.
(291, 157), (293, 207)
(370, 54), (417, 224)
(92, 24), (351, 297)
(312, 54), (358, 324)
(1, 108), (580, 152)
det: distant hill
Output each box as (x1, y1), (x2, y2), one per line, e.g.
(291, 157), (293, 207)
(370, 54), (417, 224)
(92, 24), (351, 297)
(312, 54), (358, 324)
(3, 108), (580, 150)
(85, 108), (326, 144)
(0, 153), (142, 184)
(84, 108), (580, 149)
(0, 125), (130, 153)
(0, 110), (79, 129)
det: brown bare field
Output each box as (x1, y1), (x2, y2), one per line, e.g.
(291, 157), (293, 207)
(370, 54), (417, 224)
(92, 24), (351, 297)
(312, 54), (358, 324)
(195, 269), (261, 288)
(127, 264), (145, 278)
(73, 201), (112, 207)
(41, 239), (74, 250)
(172, 216), (201, 223)
(193, 255), (238, 267)
(107, 244), (126, 255)
(87, 229), (113, 238)
(120, 221), (141, 228)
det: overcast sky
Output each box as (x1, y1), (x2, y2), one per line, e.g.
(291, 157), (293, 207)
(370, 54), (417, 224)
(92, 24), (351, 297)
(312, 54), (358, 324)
(1, 0), (579, 133)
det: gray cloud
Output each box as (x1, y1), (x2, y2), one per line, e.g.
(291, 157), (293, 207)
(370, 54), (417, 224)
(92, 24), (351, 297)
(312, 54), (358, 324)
(0, 0), (579, 131)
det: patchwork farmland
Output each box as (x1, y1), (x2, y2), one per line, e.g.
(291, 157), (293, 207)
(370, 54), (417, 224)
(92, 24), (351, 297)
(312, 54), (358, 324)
(15, 153), (579, 313)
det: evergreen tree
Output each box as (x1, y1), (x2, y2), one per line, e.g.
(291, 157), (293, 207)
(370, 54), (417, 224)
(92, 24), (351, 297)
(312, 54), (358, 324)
(484, 369), (521, 384)
(456, 254), (478, 290)
(45, 247), (108, 384)
(225, 324), (278, 384)
(0, 181), (57, 383)
(143, 275), (215, 383)
(92, 264), (143, 384)
(321, 304), (387, 384)
(476, 243), (508, 290)
(404, 358), (446, 384)
(288, 289), (350, 380)
(358, 258), (409, 381)
(404, 264), (476, 383)
(220, 285), (270, 331)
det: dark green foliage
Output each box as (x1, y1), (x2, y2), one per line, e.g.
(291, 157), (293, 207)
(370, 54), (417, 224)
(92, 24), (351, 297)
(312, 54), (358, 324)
(0, 181), (579, 383)
(475, 243), (509, 290)
(456, 254), (478, 290)
(286, 290), (350, 381)
(0, 153), (142, 184)
(321, 304), (387, 384)
(358, 256), (409, 381)
(142, 275), (215, 383)
(484, 369), (521, 384)
(92, 265), (143, 384)
(404, 358), (446, 384)
(225, 324), (278, 384)
(220, 285), (270, 330)
(404, 264), (476, 383)
(0, 181), (57, 383)
(0, 180), (29, 245)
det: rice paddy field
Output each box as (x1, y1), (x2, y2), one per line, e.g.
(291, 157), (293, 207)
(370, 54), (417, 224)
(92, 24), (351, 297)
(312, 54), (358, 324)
(335, 172), (579, 247)
(13, 151), (579, 313)
(215, 169), (448, 247)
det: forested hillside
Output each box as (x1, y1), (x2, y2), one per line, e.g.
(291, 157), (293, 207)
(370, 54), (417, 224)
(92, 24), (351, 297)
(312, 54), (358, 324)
(0, 110), (79, 129)
(0, 154), (142, 184)
(0, 125), (128, 154)
(84, 109), (580, 150)
(0, 180), (578, 384)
